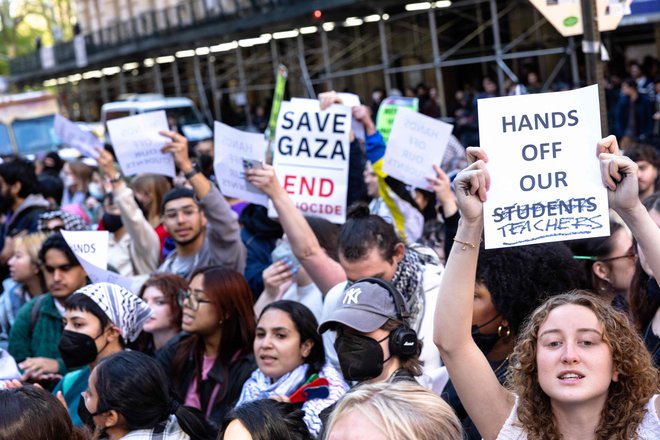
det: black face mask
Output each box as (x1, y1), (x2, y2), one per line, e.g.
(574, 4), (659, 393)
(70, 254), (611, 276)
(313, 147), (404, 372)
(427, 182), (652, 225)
(471, 313), (501, 355)
(58, 330), (105, 368)
(647, 277), (660, 303)
(102, 213), (123, 233)
(335, 332), (390, 382)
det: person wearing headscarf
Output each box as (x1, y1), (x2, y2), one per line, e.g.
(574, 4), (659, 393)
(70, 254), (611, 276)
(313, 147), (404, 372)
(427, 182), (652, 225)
(37, 210), (88, 234)
(52, 282), (152, 427)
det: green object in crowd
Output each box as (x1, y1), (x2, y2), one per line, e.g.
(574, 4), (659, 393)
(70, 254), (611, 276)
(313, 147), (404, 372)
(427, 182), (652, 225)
(375, 96), (419, 143)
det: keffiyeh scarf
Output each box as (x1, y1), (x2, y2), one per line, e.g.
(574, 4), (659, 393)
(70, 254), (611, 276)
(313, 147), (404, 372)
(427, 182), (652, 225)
(236, 363), (309, 405)
(390, 248), (426, 332)
(75, 282), (152, 342)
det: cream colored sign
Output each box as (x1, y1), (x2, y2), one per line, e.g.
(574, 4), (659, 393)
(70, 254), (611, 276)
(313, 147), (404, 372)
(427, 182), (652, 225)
(529, 0), (631, 36)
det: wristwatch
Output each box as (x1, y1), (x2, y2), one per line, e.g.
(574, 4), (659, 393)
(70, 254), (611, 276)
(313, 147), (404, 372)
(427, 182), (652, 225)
(184, 162), (200, 180)
(109, 171), (123, 183)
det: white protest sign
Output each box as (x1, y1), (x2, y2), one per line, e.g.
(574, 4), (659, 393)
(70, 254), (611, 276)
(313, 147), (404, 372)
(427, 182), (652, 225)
(54, 115), (102, 158)
(382, 107), (453, 189)
(78, 258), (133, 291)
(106, 111), (176, 178)
(271, 100), (351, 223)
(61, 230), (109, 270)
(337, 93), (365, 142)
(213, 121), (268, 207)
(478, 84), (609, 249)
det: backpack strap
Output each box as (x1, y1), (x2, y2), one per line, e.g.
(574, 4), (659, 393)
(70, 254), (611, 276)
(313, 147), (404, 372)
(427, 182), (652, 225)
(28, 295), (47, 338)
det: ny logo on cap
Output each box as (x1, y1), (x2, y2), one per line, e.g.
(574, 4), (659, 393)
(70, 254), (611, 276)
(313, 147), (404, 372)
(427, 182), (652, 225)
(342, 287), (362, 305)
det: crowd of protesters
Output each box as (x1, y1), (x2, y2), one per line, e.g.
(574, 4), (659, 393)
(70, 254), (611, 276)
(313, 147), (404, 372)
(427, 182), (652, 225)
(1, 68), (660, 440)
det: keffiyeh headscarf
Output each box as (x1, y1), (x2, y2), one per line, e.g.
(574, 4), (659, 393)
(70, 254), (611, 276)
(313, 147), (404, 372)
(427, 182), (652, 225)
(38, 210), (88, 232)
(74, 282), (152, 342)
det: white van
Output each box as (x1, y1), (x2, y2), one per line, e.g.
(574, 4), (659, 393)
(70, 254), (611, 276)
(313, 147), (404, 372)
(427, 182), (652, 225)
(101, 94), (212, 143)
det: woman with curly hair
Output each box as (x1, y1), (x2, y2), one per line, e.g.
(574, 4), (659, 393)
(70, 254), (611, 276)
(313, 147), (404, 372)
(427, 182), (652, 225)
(434, 138), (660, 440)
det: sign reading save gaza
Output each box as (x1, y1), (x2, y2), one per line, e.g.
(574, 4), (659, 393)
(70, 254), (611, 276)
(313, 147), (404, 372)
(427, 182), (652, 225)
(271, 100), (351, 224)
(479, 85), (610, 249)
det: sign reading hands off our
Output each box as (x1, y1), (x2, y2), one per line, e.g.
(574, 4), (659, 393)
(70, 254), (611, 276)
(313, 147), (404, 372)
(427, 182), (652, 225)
(478, 85), (610, 249)
(54, 115), (102, 158)
(61, 230), (133, 291)
(213, 121), (268, 207)
(271, 100), (351, 224)
(106, 111), (176, 178)
(382, 107), (453, 189)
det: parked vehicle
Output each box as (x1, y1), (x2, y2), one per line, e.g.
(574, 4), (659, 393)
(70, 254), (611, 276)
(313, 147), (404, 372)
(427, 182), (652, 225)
(0, 91), (60, 156)
(101, 94), (212, 144)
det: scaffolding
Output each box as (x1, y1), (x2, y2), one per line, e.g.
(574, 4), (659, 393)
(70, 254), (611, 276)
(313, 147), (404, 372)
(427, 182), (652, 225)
(13, 0), (655, 124)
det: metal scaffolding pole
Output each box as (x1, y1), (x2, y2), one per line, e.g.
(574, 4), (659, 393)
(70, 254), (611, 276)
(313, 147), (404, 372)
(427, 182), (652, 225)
(568, 37), (580, 87)
(235, 47), (252, 128)
(193, 55), (212, 124)
(172, 60), (181, 96)
(489, 0), (506, 94)
(207, 56), (221, 121)
(153, 63), (164, 95)
(428, 9), (447, 117)
(320, 26), (334, 91)
(297, 34), (316, 98)
(378, 13), (392, 94)
(118, 69), (127, 95)
(270, 39), (280, 80)
(100, 75), (109, 104)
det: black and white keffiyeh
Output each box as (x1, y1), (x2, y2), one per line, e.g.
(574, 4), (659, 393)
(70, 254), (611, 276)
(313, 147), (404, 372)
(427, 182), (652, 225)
(75, 282), (152, 342)
(38, 210), (88, 232)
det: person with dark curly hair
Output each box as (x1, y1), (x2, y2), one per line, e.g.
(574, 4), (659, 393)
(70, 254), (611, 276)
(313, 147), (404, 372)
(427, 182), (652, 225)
(435, 140), (660, 439)
(441, 241), (585, 439)
(221, 399), (313, 440)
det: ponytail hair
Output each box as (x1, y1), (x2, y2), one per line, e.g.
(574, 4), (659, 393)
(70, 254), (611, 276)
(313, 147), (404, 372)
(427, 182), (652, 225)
(94, 351), (216, 439)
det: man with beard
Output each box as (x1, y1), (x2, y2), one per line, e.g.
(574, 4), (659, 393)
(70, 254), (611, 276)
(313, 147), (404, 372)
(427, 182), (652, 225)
(624, 143), (660, 202)
(0, 158), (50, 270)
(156, 131), (246, 278)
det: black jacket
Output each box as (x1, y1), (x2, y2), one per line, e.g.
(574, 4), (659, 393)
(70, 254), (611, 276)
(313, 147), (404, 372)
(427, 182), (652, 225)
(157, 333), (256, 424)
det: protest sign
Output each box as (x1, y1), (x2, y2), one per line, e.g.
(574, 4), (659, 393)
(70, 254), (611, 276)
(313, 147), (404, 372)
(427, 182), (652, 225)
(54, 115), (102, 158)
(337, 92), (365, 142)
(78, 258), (133, 291)
(213, 121), (268, 207)
(478, 84), (609, 249)
(61, 230), (109, 270)
(271, 100), (351, 223)
(382, 107), (453, 189)
(376, 96), (419, 143)
(106, 111), (176, 178)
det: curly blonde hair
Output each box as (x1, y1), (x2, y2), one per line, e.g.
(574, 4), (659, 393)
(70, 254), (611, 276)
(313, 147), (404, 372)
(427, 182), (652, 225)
(510, 290), (659, 440)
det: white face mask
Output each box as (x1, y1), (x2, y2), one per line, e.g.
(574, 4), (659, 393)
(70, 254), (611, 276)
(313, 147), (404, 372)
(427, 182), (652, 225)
(88, 182), (103, 200)
(63, 175), (76, 188)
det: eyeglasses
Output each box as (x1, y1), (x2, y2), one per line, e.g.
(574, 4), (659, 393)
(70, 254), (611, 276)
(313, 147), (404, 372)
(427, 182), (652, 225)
(573, 251), (637, 263)
(163, 206), (200, 221)
(598, 252), (637, 263)
(178, 288), (213, 311)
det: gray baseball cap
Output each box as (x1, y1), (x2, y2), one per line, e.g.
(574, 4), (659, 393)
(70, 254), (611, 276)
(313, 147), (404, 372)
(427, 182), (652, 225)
(318, 280), (397, 334)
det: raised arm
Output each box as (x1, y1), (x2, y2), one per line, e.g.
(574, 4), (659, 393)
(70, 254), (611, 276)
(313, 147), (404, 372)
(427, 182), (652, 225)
(601, 150), (660, 279)
(245, 165), (346, 294)
(161, 131), (246, 273)
(433, 147), (514, 440)
(97, 148), (160, 274)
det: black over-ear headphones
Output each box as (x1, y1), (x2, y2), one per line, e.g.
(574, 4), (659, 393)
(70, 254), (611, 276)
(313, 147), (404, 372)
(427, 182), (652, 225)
(357, 277), (419, 358)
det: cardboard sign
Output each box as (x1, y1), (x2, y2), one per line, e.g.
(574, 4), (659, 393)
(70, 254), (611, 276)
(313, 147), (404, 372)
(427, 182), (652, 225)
(382, 107), (453, 189)
(106, 111), (176, 178)
(376, 96), (419, 143)
(478, 85), (610, 249)
(61, 230), (109, 270)
(54, 115), (102, 158)
(271, 100), (351, 223)
(213, 121), (268, 207)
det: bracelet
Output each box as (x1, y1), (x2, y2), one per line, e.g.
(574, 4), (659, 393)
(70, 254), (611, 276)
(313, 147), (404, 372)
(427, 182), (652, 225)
(453, 237), (479, 250)
(109, 172), (123, 183)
